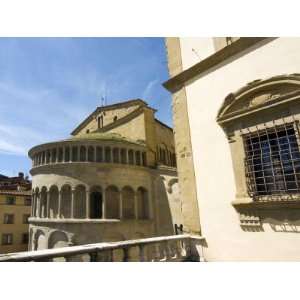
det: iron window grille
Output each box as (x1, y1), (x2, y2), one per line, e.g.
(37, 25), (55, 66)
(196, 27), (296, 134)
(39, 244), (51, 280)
(243, 121), (300, 199)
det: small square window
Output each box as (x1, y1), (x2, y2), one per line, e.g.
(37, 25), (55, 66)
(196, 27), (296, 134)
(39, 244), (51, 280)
(4, 214), (14, 224)
(22, 233), (29, 244)
(23, 214), (30, 224)
(6, 196), (16, 205)
(24, 197), (31, 206)
(2, 233), (13, 245)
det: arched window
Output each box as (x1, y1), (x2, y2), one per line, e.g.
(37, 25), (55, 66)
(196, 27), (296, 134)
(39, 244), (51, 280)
(89, 187), (102, 219)
(61, 185), (71, 219)
(49, 186), (59, 219)
(137, 187), (149, 219)
(106, 186), (120, 219)
(88, 146), (94, 162)
(113, 148), (119, 163)
(128, 150), (134, 165)
(80, 146), (86, 162)
(96, 147), (103, 162)
(105, 147), (111, 163)
(122, 186), (135, 219)
(135, 151), (141, 166)
(65, 147), (70, 162)
(40, 187), (47, 218)
(72, 146), (78, 162)
(120, 148), (127, 164)
(74, 185), (86, 219)
(113, 116), (118, 122)
(34, 188), (40, 217)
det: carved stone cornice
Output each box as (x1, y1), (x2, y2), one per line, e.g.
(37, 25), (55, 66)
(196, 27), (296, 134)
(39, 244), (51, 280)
(217, 74), (300, 126)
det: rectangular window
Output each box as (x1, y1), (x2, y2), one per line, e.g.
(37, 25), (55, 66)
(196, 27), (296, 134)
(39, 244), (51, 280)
(244, 123), (300, 197)
(22, 233), (29, 244)
(23, 214), (30, 224)
(6, 196), (16, 205)
(2, 233), (13, 245)
(24, 197), (32, 206)
(4, 214), (14, 224)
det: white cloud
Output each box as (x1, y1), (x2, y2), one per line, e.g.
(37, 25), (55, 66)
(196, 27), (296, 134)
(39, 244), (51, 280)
(142, 79), (158, 100)
(0, 140), (27, 156)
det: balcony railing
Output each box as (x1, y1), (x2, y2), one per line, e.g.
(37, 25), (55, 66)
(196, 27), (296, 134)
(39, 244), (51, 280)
(0, 234), (205, 262)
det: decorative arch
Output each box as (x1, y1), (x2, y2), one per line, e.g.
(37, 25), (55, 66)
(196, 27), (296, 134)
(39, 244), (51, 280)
(49, 185), (59, 218)
(106, 185), (120, 219)
(61, 184), (72, 218)
(122, 186), (135, 219)
(40, 186), (47, 218)
(137, 187), (149, 219)
(89, 186), (103, 219)
(34, 188), (40, 217)
(48, 230), (69, 249)
(217, 74), (300, 124)
(34, 229), (47, 250)
(74, 185), (86, 219)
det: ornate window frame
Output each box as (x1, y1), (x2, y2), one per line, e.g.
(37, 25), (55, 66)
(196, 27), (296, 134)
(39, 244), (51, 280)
(217, 74), (300, 227)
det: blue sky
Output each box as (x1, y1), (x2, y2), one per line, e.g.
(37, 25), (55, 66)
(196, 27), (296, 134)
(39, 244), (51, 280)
(0, 38), (172, 177)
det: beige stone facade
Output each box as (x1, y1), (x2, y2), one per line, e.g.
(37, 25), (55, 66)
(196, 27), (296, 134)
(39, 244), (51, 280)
(0, 191), (31, 254)
(28, 99), (179, 251)
(164, 37), (300, 261)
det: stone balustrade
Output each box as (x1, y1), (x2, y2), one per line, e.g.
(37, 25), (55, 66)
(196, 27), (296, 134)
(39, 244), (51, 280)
(0, 235), (205, 262)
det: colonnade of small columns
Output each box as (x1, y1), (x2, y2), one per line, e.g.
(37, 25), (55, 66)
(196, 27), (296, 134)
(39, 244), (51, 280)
(32, 144), (147, 168)
(31, 184), (151, 221)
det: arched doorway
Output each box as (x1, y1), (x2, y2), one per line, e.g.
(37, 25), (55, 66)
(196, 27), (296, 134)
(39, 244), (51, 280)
(90, 191), (103, 219)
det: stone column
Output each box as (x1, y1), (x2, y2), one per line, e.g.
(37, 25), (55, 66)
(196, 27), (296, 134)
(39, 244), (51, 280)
(102, 187), (106, 219)
(62, 146), (65, 163)
(71, 189), (75, 219)
(58, 190), (62, 218)
(134, 191), (138, 219)
(110, 148), (113, 163)
(94, 146), (97, 162)
(119, 191), (123, 219)
(86, 189), (90, 219)
(147, 188), (153, 220)
(46, 192), (50, 218)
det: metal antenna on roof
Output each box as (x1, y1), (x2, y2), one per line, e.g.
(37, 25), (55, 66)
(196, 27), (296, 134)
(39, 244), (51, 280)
(101, 95), (105, 107)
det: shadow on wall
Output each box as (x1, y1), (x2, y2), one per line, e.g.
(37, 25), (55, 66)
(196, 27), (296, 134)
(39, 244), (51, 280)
(238, 208), (300, 233)
(155, 176), (177, 236)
